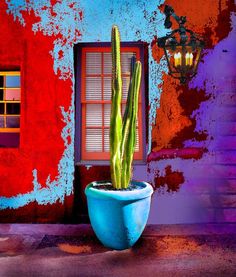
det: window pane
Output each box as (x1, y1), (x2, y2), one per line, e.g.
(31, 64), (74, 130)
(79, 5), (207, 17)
(6, 89), (21, 101)
(0, 116), (4, 127)
(121, 104), (139, 127)
(6, 116), (20, 128)
(121, 52), (136, 74)
(135, 128), (139, 151)
(104, 129), (139, 152)
(0, 103), (4, 114)
(103, 52), (112, 74)
(86, 129), (102, 152)
(86, 77), (102, 100)
(104, 128), (110, 152)
(6, 76), (20, 87)
(104, 104), (111, 127)
(0, 76), (3, 87)
(104, 126), (139, 152)
(6, 103), (20, 114)
(122, 76), (130, 101)
(86, 52), (101, 75)
(121, 104), (125, 117)
(86, 104), (102, 127)
(0, 89), (3, 100)
(103, 76), (111, 100)
(0, 133), (19, 147)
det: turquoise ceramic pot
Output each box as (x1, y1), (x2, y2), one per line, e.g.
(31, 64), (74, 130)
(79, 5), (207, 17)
(85, 180), (153, 250)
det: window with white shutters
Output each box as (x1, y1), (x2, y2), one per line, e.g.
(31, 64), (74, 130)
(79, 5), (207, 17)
(75, 44), (146, 162)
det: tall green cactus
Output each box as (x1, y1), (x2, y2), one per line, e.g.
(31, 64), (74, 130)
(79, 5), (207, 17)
(110, 25), (142, 189)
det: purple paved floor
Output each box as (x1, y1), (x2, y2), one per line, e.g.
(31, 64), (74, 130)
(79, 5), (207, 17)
(0, 224), (236, 277)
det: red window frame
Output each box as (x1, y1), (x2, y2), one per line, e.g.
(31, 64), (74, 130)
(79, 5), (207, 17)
(79, 46), (144, 162)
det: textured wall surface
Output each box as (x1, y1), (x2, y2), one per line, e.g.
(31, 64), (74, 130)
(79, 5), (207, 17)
(0, 0), (235, 223)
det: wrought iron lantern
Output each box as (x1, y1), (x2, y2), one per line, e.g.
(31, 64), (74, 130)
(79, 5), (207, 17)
(157, 5), (204, 84)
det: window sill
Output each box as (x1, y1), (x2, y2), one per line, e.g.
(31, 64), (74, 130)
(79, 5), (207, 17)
(76, 159), (147, 167)
(0, 128), (20, 133)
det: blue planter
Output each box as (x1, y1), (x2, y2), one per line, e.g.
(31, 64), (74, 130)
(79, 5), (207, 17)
(85, 180), (153, 250)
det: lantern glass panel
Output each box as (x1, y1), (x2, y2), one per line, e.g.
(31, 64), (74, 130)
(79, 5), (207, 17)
(166, 44), (202, 79)
(192, 46), (203, 74)
(165, 46), (183, 73)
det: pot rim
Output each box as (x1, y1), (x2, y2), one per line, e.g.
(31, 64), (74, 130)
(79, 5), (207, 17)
(85, 180), (154, 201)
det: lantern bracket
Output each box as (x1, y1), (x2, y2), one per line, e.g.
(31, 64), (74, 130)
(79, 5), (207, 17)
(163, 5), (182, 29)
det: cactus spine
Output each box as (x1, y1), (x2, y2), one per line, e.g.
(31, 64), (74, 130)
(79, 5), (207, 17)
(110, 25), (142, 189)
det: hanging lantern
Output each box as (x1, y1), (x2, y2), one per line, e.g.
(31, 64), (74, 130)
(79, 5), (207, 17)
(157, 5), (204, 84)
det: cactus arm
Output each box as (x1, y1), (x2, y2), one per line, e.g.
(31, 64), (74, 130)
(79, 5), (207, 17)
(121, 56), (136, 133)
(120, 56), (136, 162)
(121, 61), (142, 188)
(110, 25), (122, 189)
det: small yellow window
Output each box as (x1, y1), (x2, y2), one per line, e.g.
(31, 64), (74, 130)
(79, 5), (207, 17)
(0, 71), (21, 147)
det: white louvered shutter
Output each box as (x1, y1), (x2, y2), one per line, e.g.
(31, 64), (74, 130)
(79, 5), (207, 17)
(82, 48), (141, 159)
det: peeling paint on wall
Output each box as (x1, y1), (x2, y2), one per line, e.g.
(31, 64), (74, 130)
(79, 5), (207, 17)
(6, 0), (83, 79)
(154, 165), (185, 192)
(149, 0), (236, 162)
(151, 0), (236, 152)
